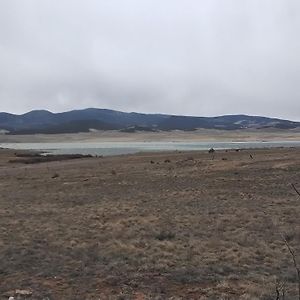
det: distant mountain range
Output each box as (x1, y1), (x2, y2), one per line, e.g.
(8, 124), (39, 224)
(0, 108), (299, 134)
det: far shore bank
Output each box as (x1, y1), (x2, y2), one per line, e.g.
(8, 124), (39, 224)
(1, 128), (300, 143)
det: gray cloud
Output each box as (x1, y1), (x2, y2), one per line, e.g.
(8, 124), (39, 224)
(0, 0), (300, 120)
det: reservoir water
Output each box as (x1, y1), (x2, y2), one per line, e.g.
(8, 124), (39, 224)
(1, 141), (300, 156)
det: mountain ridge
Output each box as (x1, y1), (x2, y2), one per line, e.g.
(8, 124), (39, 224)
(0, 108), (299, 134)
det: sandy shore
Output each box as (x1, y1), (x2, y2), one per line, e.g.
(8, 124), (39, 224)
(1, 147), (300, 298)
(1, 128), (300, 143)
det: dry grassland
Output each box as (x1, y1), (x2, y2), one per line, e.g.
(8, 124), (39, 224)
(0, 147), (300, 299)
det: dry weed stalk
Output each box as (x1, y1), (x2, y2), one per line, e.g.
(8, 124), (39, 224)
(263, 183), (300, 300)
(292, 183), (300, 198)
(290, 183), (300, 300)
(279, 184), (300, 300)
(275, 279), (285, 300)
(280, 231), (300, 300)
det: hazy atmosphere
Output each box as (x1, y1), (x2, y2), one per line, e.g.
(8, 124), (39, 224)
(2, 2), (300, 299)
(0, 0), (300, 120)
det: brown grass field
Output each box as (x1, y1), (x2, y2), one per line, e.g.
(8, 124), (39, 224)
(0, 147), (300, 299)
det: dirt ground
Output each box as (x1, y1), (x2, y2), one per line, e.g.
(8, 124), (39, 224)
(0, 147), (300, 299)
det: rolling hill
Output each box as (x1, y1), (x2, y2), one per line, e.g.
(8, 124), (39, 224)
(0, 108), (299, 134)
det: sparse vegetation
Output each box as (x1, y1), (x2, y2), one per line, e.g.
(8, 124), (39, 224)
(155, 231), (176, 241)
(9, 153), (93, 164)
(0, 147), (300, 298)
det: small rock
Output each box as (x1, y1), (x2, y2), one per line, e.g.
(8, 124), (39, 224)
(15, 290), (32, 296)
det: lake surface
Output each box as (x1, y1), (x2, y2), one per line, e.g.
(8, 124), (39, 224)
(1, 141), (300, 156)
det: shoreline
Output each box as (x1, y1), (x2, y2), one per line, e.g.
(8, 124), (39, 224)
(1, 128), (300, 143)
(1, 139), (300, 157)
(1, 144), (300, 163)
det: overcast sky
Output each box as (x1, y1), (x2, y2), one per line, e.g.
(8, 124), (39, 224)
(0, 0), (300, 120)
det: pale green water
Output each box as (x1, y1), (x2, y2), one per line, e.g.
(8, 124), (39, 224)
(1, 141), (300, 156)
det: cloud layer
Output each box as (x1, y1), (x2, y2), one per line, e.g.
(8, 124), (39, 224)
(0, 0), (300, 120)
